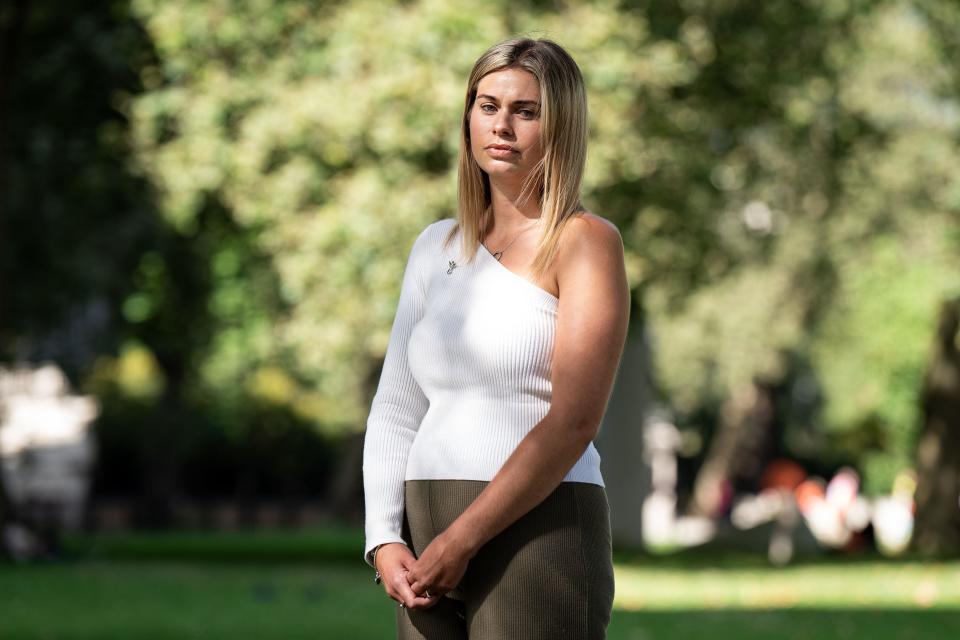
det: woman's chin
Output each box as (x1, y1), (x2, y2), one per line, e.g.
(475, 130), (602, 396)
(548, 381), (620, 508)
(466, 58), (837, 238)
(481, 164), (531, 181)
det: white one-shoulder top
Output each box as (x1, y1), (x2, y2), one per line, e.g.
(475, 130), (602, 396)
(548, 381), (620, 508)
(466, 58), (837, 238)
(362, 217), (604, 566)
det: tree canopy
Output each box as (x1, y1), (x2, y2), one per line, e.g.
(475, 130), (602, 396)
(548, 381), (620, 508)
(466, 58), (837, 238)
(4, 0), (958, 501)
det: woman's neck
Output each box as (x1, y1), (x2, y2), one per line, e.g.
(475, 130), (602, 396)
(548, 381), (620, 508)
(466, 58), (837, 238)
(487, 182), (542, 235)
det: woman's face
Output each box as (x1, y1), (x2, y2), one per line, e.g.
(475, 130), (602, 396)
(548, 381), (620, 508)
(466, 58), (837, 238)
(468, 67), (544, 185)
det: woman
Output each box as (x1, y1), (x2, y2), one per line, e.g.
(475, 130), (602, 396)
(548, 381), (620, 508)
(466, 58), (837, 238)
(363, 36), (629, 639)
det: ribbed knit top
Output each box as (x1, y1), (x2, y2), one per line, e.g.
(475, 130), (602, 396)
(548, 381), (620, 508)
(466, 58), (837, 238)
(362, 217), (604, 566)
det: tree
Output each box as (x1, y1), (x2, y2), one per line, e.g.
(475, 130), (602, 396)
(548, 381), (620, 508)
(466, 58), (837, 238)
(0, 0), (29, 562)
(0, 0), (171, 539)
(645, 0), (960, 495)
(124, 0), (703, 508)
(912, 297), (960, 556)
(5, 0), (958, 530)
(126, 0), (960, 501)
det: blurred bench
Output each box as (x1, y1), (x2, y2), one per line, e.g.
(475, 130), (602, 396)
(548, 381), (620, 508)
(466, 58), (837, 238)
(0, 364), (98, 560)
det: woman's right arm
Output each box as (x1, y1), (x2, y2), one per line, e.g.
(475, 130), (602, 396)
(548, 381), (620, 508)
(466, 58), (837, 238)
(362, 223), (442, 609)
(362, 223), (434, 568)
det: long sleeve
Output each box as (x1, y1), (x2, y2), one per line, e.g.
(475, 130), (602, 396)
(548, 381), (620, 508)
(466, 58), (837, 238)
(361, 223), (433, 567)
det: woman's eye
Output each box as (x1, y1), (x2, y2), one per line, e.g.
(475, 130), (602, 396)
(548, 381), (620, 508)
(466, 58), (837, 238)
(478, 103), (536, 118)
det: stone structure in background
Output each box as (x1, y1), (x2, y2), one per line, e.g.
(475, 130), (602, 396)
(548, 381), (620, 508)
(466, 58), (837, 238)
(0, 364), (98, 560)
(595, 329), (655, 549)
(595, 326), (716, 553)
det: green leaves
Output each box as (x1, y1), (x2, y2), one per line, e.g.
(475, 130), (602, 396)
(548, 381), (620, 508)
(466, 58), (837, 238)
(121, 0), (960, 492)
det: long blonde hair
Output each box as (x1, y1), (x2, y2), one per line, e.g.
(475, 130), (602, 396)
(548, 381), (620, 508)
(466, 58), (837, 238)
(442, 37), (589, 281)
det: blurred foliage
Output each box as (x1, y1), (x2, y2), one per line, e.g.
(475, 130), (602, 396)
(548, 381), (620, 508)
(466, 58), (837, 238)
(4, 0), (959, 499)
(125, 0), (730, 428)
(623, 0), (960, 494)
(87, 340), (167, 402)
(126, 0), (959, 494)
(0, 0), (160, 363)
(88, 346), (336, 500)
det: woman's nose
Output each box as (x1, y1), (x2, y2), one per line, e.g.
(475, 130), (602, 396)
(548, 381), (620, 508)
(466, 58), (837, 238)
(492, 112), (512, 137)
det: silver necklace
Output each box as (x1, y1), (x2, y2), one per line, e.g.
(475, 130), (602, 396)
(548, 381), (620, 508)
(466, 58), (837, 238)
(485, 219), (541, 261)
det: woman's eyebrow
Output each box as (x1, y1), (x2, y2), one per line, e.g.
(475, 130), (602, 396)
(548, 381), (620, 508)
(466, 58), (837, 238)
(476, 94), (540, 106)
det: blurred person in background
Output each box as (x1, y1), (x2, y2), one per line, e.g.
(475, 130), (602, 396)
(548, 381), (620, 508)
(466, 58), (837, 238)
(362, 37), (630, 639)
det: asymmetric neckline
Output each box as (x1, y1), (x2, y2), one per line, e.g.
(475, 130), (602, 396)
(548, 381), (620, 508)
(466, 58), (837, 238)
(475, 235), (560, 307)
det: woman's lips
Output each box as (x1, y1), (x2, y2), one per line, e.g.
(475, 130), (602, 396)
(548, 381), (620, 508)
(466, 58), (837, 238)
(486, 147), (518, 158)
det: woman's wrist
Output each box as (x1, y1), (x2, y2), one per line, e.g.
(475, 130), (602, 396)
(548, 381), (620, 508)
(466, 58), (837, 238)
(443, 521), (483, 559)
(372, 544), (384, 583)
(371, 542), (403, 583)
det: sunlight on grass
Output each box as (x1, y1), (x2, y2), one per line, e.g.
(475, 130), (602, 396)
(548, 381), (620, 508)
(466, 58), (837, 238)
(613, 561), (960, 611)
(3, 533), (958, 639)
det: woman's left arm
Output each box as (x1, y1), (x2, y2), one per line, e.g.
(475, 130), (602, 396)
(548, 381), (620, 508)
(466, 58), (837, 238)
(406, 215), (630, 602)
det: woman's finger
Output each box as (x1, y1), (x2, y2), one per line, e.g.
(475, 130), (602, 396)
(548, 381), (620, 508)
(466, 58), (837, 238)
(394, 570), (434, 609)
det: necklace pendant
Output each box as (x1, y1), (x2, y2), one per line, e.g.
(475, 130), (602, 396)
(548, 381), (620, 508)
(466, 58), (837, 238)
(492, 251), (503, 261)
(446, 260), (458, 274)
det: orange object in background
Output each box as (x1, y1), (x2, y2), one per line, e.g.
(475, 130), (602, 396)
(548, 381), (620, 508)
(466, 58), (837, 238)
(794, 477), (826, 513)
(760, 457), (807, 492)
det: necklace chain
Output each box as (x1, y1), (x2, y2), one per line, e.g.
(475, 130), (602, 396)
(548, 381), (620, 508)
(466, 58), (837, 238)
(485, 219), (541, 261)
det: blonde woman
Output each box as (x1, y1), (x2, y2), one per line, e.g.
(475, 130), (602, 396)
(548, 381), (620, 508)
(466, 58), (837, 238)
(363, 37), (629, 639)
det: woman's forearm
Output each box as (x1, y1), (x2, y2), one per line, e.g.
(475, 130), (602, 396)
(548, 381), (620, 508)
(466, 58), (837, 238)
(443, 412), (596, 557)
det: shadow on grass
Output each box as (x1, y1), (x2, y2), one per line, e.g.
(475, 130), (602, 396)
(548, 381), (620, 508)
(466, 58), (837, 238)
(49, 527), (948, 570)
(57, 528), (366, 565)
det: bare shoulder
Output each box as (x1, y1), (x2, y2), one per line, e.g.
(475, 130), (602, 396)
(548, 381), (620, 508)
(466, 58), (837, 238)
(556, 211), (624, 271)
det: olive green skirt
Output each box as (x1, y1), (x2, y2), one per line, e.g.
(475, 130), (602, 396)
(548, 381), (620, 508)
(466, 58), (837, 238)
(395, 479), (615, 639)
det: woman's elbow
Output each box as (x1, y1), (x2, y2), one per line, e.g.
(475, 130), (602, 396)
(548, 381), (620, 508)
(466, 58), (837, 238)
(549, 409), (601, 446)
(575, 418), (602, 444)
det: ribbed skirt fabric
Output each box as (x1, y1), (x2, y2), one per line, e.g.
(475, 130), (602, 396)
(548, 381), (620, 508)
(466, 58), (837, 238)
(395, 479), (615, 639)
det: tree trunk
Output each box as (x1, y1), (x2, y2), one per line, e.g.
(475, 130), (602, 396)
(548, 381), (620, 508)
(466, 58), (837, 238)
(134, 385), (186, 529)
(691, 378), (779, 517)
(0, 0), (30, 563)
(912, 296), (960, 556)
(327, 356), (385, 523)
(327, 431), (365, 523)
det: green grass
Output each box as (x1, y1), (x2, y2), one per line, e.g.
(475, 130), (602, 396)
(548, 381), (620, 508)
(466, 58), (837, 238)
(0, 530), (957, 639)
(60, 528), (363, 564)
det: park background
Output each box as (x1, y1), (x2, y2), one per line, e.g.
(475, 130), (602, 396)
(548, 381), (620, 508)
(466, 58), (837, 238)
(1, 0), (959, 637)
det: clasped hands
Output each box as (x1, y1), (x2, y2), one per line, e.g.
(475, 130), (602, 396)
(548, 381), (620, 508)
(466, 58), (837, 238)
(375, 531), (473, 610)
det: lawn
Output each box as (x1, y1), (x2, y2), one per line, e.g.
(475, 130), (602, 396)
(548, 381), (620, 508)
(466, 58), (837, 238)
(0, 530), (957, 639)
